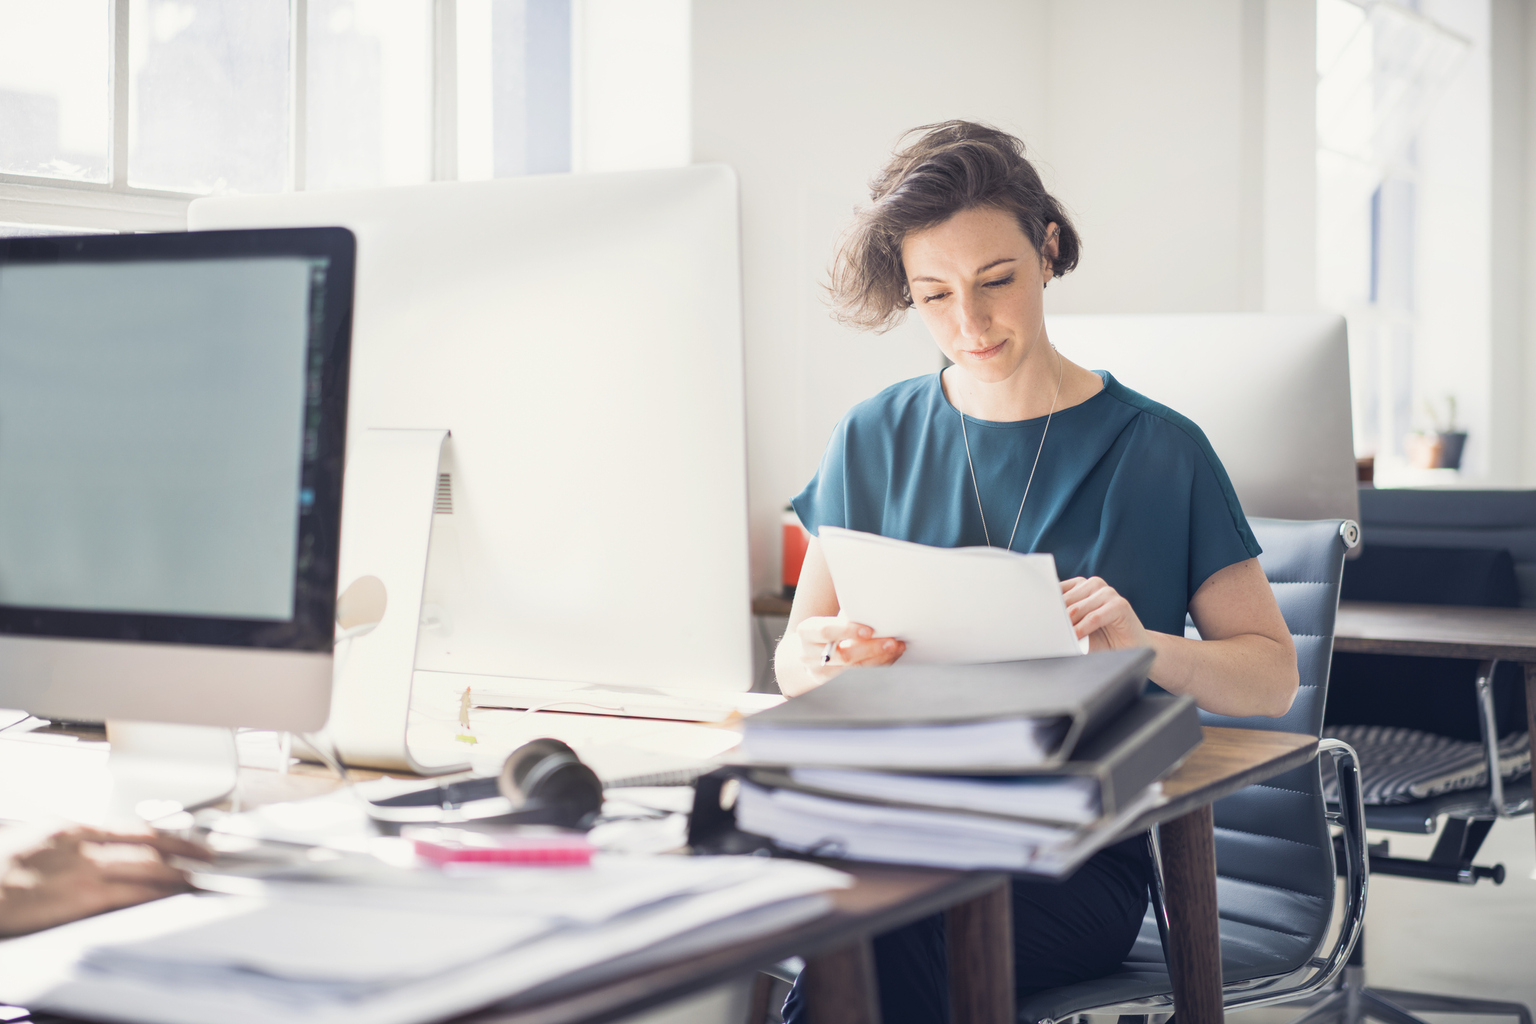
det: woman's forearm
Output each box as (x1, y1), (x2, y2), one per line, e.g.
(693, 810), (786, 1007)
(1143, 630), (1298, 718)
(774, 631), (819, 697)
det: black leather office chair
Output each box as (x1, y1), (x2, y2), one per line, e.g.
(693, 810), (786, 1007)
(1018, 517), (1369, 1024)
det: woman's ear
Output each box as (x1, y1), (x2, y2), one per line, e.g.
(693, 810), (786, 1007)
(1039, 222), (1060, 286)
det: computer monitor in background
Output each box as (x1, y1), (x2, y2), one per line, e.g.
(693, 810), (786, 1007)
(1046, 313), (1360, 529)
(0, 229), (354, 746)
(188, 167), (754, 710)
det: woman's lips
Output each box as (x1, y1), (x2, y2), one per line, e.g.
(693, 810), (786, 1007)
(962, 340), (1006, 360)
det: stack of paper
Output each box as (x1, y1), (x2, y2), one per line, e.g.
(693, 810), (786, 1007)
(730, 652), (1203, 877)
(735, 778), (1163, 875)
(0, 855), (849, 1024)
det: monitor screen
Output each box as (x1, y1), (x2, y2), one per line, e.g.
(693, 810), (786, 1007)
(0, 229), (353, 651)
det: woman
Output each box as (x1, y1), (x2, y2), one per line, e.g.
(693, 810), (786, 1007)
(774, 121), (1297, 1022)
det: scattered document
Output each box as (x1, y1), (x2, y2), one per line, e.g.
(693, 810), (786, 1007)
(817, 526), (1085, 663)
(466, 676), (784, 723)
(0, 855), (850, 1024)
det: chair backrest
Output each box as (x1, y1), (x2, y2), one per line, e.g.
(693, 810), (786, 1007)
(1195, 517), (1352, 977)
(1358, 487), (1536, 608)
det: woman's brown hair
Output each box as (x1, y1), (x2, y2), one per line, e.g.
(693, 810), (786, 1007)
(829, 120), (1079, 333)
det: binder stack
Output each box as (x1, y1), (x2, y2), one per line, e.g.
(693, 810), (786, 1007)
(729, 648), (1202, 877)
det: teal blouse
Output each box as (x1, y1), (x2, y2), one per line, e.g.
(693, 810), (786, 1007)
(791, 371), (1259, 638)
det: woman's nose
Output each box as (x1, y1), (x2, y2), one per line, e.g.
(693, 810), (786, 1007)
(955, 289), (989, 339)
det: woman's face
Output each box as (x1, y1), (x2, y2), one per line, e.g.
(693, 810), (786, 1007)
(901, 205), (1056, 386)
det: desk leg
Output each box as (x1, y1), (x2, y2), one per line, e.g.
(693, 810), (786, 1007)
(947, 879), (1015, 1024)
(1526, 665), (1536, 850)
(1160, 804), (1224, 1024)
(801, 938), (879, 1024)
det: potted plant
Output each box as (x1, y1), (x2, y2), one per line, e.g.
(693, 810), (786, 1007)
(1407, 395), (1466, 470)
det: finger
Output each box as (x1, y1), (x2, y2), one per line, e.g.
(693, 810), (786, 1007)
(1059, 577), (1086, 593)
(1074, 600), (1128, 639)
(1060, 577), (1104, 606)
(78, 829), (209, 862)
(837, 637), (904, 666)
(91, 879), (191, 915)
(799, 618), (875, 644)
(96, 859), (189, 887)
(1066, 584), (1117, 620)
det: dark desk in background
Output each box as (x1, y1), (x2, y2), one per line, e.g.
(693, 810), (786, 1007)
(1334, 600), (1536, 848)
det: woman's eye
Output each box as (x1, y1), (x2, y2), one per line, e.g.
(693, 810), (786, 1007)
(921, 292), (949, 303)
(983, 275), (1015, 288)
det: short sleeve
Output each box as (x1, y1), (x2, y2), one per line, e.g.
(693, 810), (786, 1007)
(790, 416), (850, 537)
(1185, 440), (1262, 599)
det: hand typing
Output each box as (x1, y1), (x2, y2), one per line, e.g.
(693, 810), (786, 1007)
(0, 826), (207, 937)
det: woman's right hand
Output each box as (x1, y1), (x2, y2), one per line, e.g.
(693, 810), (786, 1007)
(792, 616), (906, 686)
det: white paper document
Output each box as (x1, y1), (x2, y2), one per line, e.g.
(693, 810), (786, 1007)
(788, 768), (1102, 824)
(736, 780), (1163, 876)
(739, 718), (1060, 770)
(817, 527), (1084, 663)
(0, 855), (850, 1024)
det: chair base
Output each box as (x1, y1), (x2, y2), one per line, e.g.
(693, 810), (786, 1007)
(1284, 967), (1532, 1024)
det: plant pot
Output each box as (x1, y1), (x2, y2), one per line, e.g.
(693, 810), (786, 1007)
(1436, 431), (1467, 470)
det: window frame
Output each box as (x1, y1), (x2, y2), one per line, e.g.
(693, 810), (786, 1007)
(0, 0), (463, 234)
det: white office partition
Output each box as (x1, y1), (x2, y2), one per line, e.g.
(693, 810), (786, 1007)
(1046, 313), (1360, 527)
(191, 167), (752, 699)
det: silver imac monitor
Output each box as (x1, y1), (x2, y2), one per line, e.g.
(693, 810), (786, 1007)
(0, 228), (355, 731)
(188, 167), (754, 706)
(1045, 313), (1360, 529)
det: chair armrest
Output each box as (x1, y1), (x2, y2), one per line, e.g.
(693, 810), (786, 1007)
(1316, 739), (1368, 982)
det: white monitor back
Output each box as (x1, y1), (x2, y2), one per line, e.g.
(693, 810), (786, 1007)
(1045, 313), (1359, 527)
(190, 166), (752, 693)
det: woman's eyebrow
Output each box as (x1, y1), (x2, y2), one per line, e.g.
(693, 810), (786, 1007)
(910, 257), (1019, 284)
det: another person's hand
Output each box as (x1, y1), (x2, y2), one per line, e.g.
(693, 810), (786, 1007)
(1061, 576), (1150, 652)
(0, 827), (206, 937)
(791, 616), (906, 686)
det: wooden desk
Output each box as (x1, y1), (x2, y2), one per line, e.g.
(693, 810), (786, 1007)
(461, 726), (1316, 1024)
(1334, 600), (1536, 847)
(10, 726), (1312, 1024)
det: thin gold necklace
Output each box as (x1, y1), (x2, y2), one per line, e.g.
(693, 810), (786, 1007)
(958, 344), (1064, 552)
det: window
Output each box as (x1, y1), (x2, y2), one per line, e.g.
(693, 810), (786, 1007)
(1316, 0), (1485, 479)
(0, 0), (579, 234)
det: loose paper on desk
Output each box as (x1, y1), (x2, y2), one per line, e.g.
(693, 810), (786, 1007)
(817, 526), (1084, 663)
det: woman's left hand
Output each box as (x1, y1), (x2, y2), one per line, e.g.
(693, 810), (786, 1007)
(1060, 576), (1150, 652)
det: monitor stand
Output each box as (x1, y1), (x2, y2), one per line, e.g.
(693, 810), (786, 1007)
(106, 721), (238, 823)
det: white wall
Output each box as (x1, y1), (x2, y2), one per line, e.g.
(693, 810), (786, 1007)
(1041, 0), (1316, 316)
(693, 0), (1320, 595)
(1417, 0), (1493, 478)
(1496, 0), (1536, 487)
(692, 0), (1048, 595)
(573, 0), (691, 173)
(1527, 0), (1536, 486)
(1490, 0), (1525, 483)
(1041, 0), (1252, 314)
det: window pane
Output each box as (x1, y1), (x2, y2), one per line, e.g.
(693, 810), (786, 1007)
(457, 0), (571, 181)
(307, 0), (432, 191)
(128, 0), (289, 194)
(0, 0), (110, 182)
